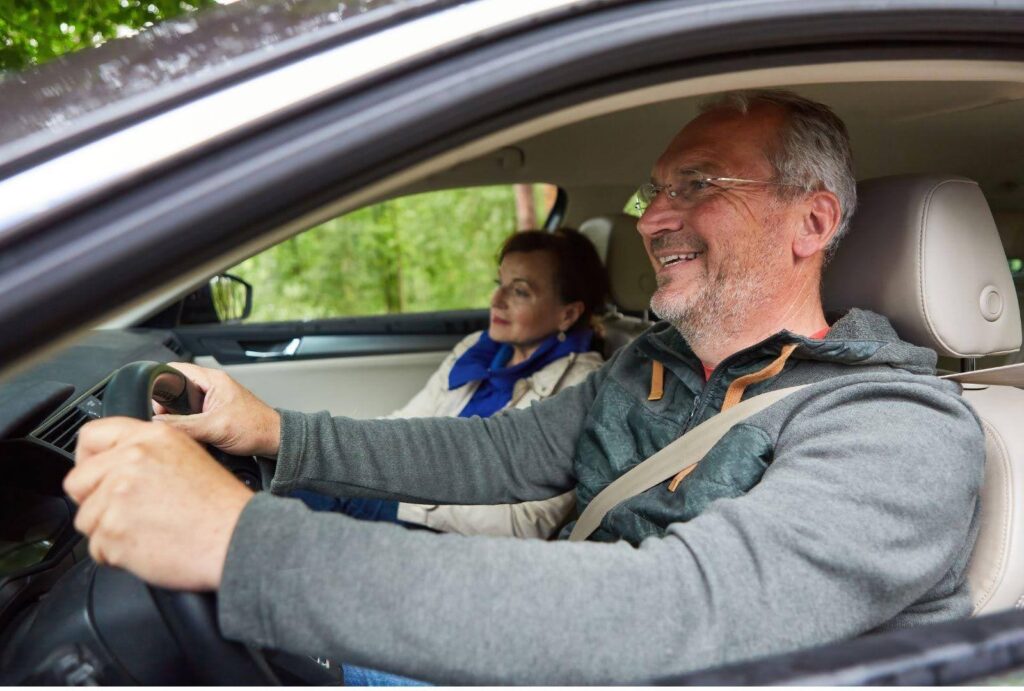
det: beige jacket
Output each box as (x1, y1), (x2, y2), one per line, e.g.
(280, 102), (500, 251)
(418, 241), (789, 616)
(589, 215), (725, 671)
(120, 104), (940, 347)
(393, 331), (604, 538)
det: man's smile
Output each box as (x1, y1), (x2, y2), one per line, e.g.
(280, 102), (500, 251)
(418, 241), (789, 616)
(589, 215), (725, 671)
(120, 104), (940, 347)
(657, 251), (704, 268)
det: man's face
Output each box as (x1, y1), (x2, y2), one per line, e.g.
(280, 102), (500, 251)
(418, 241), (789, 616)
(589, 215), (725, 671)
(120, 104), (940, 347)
(636, 104), (801, 344)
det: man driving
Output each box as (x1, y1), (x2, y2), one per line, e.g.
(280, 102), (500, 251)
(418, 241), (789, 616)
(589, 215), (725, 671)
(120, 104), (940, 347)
(64, 90), (985, 684)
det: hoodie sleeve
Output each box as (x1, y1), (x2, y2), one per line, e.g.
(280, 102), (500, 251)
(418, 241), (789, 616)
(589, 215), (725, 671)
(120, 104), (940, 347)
(218, 377), (985, 684)
(265, 357), (610, 505)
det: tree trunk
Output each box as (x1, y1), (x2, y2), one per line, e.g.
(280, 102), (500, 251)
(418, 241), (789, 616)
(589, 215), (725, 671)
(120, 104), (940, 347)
(514, 184), (536, 230)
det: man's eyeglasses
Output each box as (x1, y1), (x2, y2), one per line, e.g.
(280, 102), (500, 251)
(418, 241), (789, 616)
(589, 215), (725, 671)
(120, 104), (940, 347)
(634, 170), (800, 213)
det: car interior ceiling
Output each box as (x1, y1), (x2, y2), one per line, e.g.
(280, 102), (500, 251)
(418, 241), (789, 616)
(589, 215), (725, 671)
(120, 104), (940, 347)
(105, 59), (1024, 339)
(397, 69), (1024, 371)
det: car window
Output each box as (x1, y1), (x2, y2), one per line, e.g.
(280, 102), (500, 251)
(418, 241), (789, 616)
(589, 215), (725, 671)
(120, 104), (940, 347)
(622, 190), (642, 219)
(229, 184), (558, 322)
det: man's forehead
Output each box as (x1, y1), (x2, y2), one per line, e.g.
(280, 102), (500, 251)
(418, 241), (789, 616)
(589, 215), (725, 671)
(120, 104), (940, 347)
(652, 105), (785, 177)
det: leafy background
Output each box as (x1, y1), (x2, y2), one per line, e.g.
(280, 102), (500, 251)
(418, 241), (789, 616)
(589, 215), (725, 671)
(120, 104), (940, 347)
(0, 0), (216, 70)
(2, 1), (557, 323)
(230, 186), (552, 322)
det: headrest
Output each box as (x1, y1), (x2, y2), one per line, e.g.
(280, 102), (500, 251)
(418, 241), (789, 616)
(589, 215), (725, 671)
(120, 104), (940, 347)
(579, 214), (656, 313)
(823, 175), (1021, 358)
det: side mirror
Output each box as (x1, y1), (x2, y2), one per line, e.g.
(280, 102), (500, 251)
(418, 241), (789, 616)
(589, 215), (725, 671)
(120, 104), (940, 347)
(179, 274), (253, 325)
(210, 274), (253, 323)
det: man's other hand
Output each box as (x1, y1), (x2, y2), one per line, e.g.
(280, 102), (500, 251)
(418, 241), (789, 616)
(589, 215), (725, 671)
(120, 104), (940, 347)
(154, 362), (281, 458)
(64, 418), (254, 591)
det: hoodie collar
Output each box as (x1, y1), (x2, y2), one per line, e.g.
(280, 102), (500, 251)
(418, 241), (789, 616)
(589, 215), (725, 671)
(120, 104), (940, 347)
(637, 308), (937, 377)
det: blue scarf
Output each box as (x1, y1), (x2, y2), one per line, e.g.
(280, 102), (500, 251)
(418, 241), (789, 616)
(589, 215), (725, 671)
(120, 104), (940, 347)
(449, 329), (593, 418)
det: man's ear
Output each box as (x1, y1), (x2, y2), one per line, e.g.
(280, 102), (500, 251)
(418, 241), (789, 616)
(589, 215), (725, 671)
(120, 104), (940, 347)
(793, 190), (842, 259)
(559, 301), (585, 332)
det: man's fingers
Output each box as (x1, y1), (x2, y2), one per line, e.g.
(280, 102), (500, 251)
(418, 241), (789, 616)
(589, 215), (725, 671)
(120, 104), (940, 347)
(152, 412), (217, 445)
(73, 467), (136, 547)
(74, 417), (150, 461)
(66, 437), (146, 504)
(88, 536), (108, 567)
(72, 466), (117, 536)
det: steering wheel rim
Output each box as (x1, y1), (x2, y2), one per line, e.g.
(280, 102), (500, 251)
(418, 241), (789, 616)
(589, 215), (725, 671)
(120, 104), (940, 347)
(99, 361), (281, 685)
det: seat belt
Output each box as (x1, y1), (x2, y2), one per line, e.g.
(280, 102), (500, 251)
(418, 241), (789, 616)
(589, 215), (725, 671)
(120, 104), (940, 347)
(567, 361), (1024, 543)
(941, 362), (1024, 387)
(568, 384), (807, 542)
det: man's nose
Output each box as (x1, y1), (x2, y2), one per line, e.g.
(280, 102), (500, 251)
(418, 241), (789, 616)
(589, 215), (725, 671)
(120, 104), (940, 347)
(636, 194), (683, 238)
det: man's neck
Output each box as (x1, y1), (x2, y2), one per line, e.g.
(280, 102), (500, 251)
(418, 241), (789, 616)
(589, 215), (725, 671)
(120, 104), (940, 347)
(690, 298), (828, 371)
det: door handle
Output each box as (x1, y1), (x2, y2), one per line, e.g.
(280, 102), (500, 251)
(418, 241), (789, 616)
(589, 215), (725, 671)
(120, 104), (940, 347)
(243, 338), (301, 359)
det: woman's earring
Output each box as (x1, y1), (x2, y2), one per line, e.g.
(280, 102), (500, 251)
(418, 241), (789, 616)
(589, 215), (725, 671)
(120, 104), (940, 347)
(557, 331), (566, 342)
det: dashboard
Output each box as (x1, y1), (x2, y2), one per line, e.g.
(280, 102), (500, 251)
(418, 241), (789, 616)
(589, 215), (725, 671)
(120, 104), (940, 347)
(0, 329), (186, 654)
(0, 329), (339, 684)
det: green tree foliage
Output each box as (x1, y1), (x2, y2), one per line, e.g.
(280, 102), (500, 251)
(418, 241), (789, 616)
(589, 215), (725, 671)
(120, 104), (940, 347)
(0, 0), (215, 71)
(231, 186), (541, 323)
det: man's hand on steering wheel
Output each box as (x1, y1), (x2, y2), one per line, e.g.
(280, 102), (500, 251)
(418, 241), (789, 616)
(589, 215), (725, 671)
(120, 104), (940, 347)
(153, 362), (282, 458)
(64, 418), (253, 591)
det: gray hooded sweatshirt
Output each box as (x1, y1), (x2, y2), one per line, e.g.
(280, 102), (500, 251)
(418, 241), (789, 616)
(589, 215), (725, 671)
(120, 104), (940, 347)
(217, 309), (985, 684)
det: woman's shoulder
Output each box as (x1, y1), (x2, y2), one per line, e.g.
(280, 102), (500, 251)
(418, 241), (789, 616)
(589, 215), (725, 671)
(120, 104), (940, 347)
(573, 350), (605, 370)
(435, 330), (489, 377)
(562, 350), (604, 382)
(531, 348), (604, 392)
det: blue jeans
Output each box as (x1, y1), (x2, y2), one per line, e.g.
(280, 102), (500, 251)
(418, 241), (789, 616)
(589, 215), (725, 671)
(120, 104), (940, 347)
(343, 665), (432, 686)
(291, 491), (401, 523)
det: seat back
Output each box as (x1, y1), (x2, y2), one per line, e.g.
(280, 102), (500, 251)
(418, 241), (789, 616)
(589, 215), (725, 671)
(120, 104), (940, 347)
(959, 384), (1024, 613)
(825, 175), (1023, 615)
(580, 214), (657, 356)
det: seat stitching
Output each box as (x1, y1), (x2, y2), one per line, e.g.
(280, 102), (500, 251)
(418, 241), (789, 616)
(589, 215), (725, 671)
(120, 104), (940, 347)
(972, 418), (1012, 614)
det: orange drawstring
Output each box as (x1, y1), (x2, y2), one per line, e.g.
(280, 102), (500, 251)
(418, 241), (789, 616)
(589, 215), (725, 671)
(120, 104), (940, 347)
(667, 343), (799, 492)
(648, 360), (664, 401)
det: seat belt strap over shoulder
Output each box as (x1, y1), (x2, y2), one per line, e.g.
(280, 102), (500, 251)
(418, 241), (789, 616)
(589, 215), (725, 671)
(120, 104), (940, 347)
(665, 343), (800, 492)
(941, 361), (1024, 387)
(568, 384), (808, 542)
(568, 360), (1024, 543)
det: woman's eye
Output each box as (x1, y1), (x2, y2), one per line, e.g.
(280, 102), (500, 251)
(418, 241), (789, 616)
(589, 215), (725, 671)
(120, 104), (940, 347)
(514, 288), (530, 299)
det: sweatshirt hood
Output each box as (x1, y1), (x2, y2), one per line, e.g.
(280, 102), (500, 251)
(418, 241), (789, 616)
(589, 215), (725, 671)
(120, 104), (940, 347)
(642, 308), (938, 377)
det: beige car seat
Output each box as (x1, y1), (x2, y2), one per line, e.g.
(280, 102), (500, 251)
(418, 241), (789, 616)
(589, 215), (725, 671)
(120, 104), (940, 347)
(579, 214), (657, 356)
(824, 175), (1024, 615)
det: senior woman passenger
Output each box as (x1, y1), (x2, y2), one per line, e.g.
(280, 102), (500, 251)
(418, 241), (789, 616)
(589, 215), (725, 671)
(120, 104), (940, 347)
(296, 227), (610, 539)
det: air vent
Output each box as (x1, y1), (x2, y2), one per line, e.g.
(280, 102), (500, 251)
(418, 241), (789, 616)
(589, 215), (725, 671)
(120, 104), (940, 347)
(36, 382), (108, 454)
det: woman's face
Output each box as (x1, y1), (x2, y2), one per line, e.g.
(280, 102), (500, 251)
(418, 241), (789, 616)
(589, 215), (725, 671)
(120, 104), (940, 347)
(488, 251), (582, 354)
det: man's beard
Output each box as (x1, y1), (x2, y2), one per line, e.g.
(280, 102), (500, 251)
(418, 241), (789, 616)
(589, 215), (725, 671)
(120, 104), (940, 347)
(650, 225), (786, 354)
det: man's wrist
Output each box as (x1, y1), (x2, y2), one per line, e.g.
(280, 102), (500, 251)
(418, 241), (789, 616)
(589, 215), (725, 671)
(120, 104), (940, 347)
(208, 487), (255, 590)
(258, 409), (282, 458)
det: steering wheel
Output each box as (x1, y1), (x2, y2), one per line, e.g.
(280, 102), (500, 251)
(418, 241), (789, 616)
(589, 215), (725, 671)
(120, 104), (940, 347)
(104, 361), (264, 489)
(97, 362), (288, 684)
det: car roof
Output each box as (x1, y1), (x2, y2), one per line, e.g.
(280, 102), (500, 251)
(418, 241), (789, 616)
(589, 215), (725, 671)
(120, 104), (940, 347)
(0, 0), (464, 171)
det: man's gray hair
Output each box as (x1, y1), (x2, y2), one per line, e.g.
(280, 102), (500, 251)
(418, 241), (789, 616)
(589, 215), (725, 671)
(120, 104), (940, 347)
(699, 90), (856, 259)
